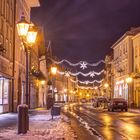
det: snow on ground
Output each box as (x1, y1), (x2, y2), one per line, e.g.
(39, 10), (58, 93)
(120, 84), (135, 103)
(0, 109), (77, 140)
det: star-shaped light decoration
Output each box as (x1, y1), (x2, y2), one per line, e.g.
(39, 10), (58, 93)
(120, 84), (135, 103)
(65, 71), (70, 77)
(80, 61), (88, 70)
(85, 81), (89, 85)
(90, 72), (95, 78)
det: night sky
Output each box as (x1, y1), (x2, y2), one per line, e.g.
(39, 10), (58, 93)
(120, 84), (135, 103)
(31, 0), (140, 82)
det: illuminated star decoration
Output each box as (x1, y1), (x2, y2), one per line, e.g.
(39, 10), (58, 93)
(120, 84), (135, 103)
(90, 72), (95, 78)
(85, 81), (89, 85)
(80, 61), (88, 70)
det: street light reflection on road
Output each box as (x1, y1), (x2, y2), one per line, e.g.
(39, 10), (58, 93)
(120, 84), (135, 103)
(103, 127), (113, 140)
(101, 115), (112, 126)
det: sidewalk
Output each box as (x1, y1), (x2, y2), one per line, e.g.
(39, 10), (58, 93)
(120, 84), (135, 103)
(0, 108), (77, 140)
(129, 108), (140, 113)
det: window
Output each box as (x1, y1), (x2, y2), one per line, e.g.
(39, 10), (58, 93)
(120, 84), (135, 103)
(10, 29), (13, 42)
(0, 0), (2, 15)
(123, 44), (125, 54)
(135, 46), (137, 57)
(125, 43), (127, 53)
(119, 46), (122, 56)
(10, 9), (13, 25)
(0, 79), (3, 104)
(1, 0), (5, 16)
(6, 24), (9, 38)
(0, 78), (9, 105)
(0, 19), (4, 33)
(126, 64), (127, 73)
(3, 79), (9, 104)
(5, 39), (8, 57)
(9, 42), (12, 60)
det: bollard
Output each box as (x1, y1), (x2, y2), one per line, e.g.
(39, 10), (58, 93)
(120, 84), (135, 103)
(18, 104), (29, 134)
(51, 105), (61, 118)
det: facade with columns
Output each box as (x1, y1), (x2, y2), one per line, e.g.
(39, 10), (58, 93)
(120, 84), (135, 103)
(132, 32), (140, 107)
(0, 0), (15, 113)
(112, 31), (133, 103)
(112, 27), (140, 106)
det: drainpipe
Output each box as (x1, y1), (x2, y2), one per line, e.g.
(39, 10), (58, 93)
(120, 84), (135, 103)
(11, 0), (16, 112)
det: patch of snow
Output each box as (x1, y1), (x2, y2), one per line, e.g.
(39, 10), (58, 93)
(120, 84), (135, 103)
(0, 110), (77, 140)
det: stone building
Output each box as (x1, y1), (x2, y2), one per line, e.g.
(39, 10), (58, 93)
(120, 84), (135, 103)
(112, 27), (140, 106)
(132, 31), (140, 107)
(0, 0), (15, 113)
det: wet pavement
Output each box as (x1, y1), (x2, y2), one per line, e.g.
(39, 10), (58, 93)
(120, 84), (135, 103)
(64, 103), (140, 140)
(1, 106), (140, 140)
(63, 111), (98, 140)
(0, 113), (17, 129)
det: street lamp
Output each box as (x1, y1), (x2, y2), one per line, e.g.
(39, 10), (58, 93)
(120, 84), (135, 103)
(50, 66), (57, 119)
(65, 71), (70, 102)
(17, 14), (29, 37)
(17, 13), (37, 106)
(126, 77), (133, 83)
(16, 13), (37, 134)
(51, 66), (57, 75)
(104, 83), (109, 88)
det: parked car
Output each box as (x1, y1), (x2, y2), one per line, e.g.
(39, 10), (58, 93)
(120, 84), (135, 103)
(93, 97), (109, 108)
(108, 98), (128, 112)
(80, 98), (87, 103)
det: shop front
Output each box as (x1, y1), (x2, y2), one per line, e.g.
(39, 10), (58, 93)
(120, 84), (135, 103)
(114, 80), (128, 101)
(0, 77), (11, 113)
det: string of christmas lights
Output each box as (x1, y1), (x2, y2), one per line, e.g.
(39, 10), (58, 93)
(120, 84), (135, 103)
(49, 58), (104, 70)
(57, 69), (104, 77)
(69, 78), (103, 84)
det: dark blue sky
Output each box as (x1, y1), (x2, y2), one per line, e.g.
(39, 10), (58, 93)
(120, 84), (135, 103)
(31, 0), (140, 63)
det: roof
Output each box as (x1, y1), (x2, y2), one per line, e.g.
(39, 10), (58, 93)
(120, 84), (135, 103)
(111, 27), (140, 49)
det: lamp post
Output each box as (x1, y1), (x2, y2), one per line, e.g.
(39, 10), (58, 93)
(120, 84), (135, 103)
(50, 66), (57, 119)
(16, 13), (37, 134)
(65, 71), (70, 102)
(17, 13), (37, 106)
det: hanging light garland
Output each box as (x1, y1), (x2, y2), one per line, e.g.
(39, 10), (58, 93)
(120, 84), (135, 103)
(57, 69), (104, 77)
(78, 79), (103, 84)
(49, 58), (104, 70)
(69, 78), (103, 84)
(57, 70), (103, 85)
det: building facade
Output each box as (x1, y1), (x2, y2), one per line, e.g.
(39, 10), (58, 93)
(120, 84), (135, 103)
(112, 33), (133, 104)
(112, 28), (140, 106)
(132, 32), (140, 107)
(0, 0), (15, 113)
